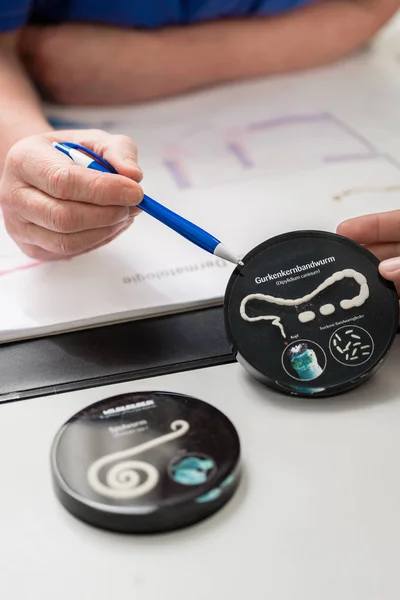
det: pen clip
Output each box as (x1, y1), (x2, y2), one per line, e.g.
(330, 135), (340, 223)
(60, 142), (118, 174)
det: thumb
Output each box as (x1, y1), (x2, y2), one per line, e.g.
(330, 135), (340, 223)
(379, 256), (400, 297)
(379, 256), (400, 281)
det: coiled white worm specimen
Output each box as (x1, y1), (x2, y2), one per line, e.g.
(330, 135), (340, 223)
(87, 419), (190, 500)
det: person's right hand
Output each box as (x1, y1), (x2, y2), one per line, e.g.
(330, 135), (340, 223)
(0, 129), (143, 260)
(337, 210), (400, 296)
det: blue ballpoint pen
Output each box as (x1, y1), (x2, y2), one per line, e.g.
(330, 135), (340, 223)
(53, 141), (243, 266)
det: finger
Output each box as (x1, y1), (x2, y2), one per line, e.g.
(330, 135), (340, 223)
(55, 129), (143, 182)
(79, 217), (135, 255)
(18, 243), (62, 262)
(378, 259), (400, 298)
(18, 217), (135, 261)
(9, 137), (143, 206)
(9, 217), (129, 257)
(15, 186), (140, 233)
(365, 242), (400, 263)
(337, 210), (400, 245)
(379, 255), (400, 280)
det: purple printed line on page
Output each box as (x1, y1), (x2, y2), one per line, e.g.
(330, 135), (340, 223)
(164, 159), (192, 189)
(227, 141), (254, 168)
(328, 114), (378, 156)
(323, 153), (378, 163)
(246, 113), (330, 132)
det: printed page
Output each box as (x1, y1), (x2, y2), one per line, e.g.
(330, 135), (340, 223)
(0, 215), (232, 341)
(2, 25), (400, 342)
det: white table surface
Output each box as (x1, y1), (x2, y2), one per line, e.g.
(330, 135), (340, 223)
(1, 338), (400, 600)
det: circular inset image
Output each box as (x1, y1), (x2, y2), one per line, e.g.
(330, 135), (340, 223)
(329, 325), (374, 367)
(282, 339), (327, 381)
(168, 453), (217, 486)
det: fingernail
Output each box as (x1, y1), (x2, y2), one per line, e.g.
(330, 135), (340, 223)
(122, 185), (143, 205)
(126, 158), (142, 172)
(380, 257), (400, 274)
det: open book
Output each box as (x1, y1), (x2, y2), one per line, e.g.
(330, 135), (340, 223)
(2, 20), (400, 342)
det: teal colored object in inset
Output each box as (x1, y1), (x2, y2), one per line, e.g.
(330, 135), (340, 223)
(290, 344), (322, 381)
(170, 456), (215, 486)
(196, 472), (236, 503)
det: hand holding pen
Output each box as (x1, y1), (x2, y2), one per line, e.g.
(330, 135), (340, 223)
(0, 130), (242, 265)
(0, 130), (143, 260)
(54, 141), (242, 265)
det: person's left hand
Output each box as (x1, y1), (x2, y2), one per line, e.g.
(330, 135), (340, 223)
(337, 210), (400, 296)
(18, 23), (133, 104)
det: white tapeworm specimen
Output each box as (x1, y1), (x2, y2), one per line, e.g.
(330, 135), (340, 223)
(320, 304), (335, 316)
(87, 420), (189, 500)
(298, 311), (315, 323)
(240, 269), (369, 338)
(237, 313), (286, 338)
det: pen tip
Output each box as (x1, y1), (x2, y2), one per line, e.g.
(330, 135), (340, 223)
(214, 243), (243, 266)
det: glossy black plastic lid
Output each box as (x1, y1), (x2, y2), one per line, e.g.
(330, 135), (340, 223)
(224, 230), (399, 397)
(51, 391), (241, 533)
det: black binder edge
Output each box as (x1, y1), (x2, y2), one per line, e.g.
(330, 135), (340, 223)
(0, 306), (235, 404)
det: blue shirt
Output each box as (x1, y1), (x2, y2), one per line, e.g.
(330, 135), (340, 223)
(0, 1), (313, 32)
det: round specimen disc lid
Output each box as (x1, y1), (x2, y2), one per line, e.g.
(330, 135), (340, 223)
(224, 230), (398, 397)
(51, 391), (241, 533)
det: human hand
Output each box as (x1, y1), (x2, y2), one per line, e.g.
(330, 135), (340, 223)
(0, 129), (143, 260)
(18, 23), (137, 104)
(337, 210), (400, 295)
